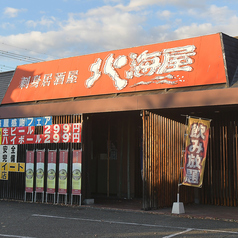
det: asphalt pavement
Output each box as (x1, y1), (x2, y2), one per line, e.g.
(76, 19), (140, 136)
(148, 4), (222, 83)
(0, 200), (238, 238)
(87, 197), (238, 222)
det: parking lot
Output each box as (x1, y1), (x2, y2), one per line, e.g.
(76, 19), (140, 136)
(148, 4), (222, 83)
(0, 200), (238, 237)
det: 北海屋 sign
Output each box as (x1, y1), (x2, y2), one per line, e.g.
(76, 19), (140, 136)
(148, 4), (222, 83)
(2, 33), (226, 104)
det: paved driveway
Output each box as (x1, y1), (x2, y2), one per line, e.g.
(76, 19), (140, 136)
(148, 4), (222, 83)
(0, 200), (238, 237)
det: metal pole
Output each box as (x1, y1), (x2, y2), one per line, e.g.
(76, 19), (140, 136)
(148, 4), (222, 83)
(119, 121), (124, 198)
(127, 119), (130, 199)
(107, 118), (110, 197)
(142, 110), (146, 210)
(178, 116), (189, 196)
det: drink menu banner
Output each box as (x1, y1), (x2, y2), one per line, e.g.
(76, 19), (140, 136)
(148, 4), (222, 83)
(58, 150), (68, 194)
(0, 117), (81, 145)
(47, 150), (57, 194)
(36, 150), (45, 193)
(25, 150), (34, 193)
(72, 150), (82, 195)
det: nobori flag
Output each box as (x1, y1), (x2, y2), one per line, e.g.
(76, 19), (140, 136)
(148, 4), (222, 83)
(182, 117), (211, 188)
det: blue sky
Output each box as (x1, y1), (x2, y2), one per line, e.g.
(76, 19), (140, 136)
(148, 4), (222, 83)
(1, 0), (238, 71)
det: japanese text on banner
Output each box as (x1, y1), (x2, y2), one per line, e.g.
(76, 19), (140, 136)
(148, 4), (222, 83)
(182, 117), (211, 188)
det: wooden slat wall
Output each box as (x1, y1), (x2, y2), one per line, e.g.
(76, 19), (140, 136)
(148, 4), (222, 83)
(201, 113), (238, 206)
(143, 109), (238, 208)
(143, 111), (194, 209)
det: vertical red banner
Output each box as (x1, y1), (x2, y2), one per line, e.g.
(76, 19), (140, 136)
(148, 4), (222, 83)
(72, 150), (82, 195)
(182, 117), (211, 187)
(36, 150), (45, 193)
(25, 150), (34, 193)
(58, 150), (68, 194)
(47, 150), (56, 194)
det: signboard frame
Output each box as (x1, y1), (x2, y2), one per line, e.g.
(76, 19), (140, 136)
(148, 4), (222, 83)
(34, 149), (45, 203)
(57, 149), (68, 205)
(71, 149), (82, 206)
(24, 150), (35, 202)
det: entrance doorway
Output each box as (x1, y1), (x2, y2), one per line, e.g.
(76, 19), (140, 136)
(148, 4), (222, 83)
(85, 111), (142, 200)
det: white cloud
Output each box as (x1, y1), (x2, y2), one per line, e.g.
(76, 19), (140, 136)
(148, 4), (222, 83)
(207, 5), (233, 24)
(1, 1), (238, 68)
(26, 16), (57, 29)
(116, 0), (207, 12)
(124, 0), (160, 10)
(173, 15), (238, 40)
(157, 10), (173, 20)
(116, 0), (165, 12)
(186, 4), (234, 24)
(0, 5), (146, 60)
(1, 22), (15, 30)
(61, 6), (146, 52)
(104, 0), (125, 3)
(3, 7), (26, 18)
(172, 3), (238, 40)
(174, 23), (214, 39)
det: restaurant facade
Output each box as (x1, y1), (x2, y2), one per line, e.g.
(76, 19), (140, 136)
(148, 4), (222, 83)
(0, 32), (238, 209)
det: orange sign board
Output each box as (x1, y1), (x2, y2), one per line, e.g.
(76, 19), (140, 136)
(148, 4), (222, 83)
(2, 33), (226, 104)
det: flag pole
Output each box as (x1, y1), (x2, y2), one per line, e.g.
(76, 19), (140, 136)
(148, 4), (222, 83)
(172, 115), (189, 214)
